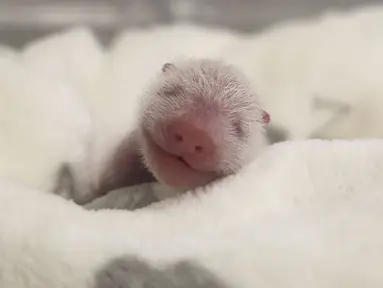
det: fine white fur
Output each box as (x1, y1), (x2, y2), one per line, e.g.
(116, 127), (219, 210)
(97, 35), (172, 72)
(139, 58), (268, 177)
(0, 4), (383, 287)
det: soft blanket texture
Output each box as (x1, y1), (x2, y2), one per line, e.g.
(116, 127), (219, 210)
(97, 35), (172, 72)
(1, 4), (383, 288)
(1, 139), (383, 288)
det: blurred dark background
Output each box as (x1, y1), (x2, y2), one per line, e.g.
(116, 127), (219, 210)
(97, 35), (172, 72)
(0, 0), (382, 48)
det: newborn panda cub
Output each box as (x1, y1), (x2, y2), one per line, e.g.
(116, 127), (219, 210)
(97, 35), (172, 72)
(89, 58), (270, 210)
(138, 59), (270, 188)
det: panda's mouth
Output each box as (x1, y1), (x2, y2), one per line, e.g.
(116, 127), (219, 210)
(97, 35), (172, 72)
(176, 156), (191, 168)
(142, 130), (220, 189)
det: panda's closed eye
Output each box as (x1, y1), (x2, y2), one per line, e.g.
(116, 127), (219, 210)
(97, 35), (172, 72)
(163, 84), (183, 97)
(232, 120), (245, 138)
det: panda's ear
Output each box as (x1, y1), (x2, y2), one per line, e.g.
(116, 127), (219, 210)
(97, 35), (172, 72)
(261, 110), (270, 126)
(162, 63), (176, 72)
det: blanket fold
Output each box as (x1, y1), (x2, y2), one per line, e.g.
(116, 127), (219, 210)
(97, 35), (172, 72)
(0, 139), (383, 288)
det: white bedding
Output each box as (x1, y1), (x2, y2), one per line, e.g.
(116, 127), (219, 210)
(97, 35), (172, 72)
(1, 139), (383, 288)
(0, 4), (383, 287)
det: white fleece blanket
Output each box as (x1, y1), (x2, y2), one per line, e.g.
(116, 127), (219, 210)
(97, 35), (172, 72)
(1, 4), (383, 287)
(1, 139), (383, 288)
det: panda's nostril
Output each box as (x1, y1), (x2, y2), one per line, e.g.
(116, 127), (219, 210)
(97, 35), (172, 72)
(195, 145), (203, 152)
(174, 133), (183, 142)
